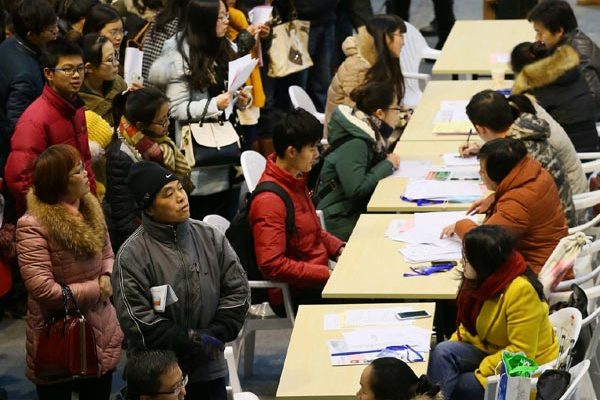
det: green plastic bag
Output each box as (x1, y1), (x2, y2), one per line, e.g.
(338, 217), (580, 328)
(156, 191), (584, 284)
(502, 351), (539, 378)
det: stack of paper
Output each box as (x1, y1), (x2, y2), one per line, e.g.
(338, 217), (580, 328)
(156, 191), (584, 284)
(327, 325), (433, 366)
(433, 101), (474, 134)
(403, 179), (483, 202)
(392, 160), (431, 178)
(226, 55), (259, 118)
(391, 211), (477, 263)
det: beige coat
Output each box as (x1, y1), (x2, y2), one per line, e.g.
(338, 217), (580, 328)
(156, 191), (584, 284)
(324, 27), (377, 135)
(16, 192), (123, 383)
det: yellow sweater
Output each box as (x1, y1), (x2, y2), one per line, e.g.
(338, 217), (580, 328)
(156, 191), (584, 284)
(226, 7), (265, 108)
(85, 110), (113, 200)
(451, 276), (558, 386)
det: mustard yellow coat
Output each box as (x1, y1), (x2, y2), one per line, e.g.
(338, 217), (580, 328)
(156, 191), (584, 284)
(450, 276), (558, 386)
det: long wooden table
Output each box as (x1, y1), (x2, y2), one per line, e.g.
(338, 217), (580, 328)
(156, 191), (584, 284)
(400, 80), (512, 142)
(276, 302), (436, 400)
(322, 214), (461, 300)
(432, 19), (533, 76)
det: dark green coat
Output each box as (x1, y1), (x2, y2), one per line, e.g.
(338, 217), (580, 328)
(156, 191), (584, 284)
(316, 105), (393, 241)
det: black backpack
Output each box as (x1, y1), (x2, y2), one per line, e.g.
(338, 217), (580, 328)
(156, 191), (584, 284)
(226, 181), (295, 302)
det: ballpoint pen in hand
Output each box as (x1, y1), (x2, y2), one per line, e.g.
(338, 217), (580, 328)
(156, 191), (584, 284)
(466, 129), (472, 146)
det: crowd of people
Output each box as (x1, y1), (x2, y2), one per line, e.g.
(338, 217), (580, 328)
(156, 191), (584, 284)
(0, 0), (599, 399)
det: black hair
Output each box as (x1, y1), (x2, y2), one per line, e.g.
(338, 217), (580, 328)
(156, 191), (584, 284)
(11, 0), (56, 38)
(466, 89), (516, 132)
(82, 3), (121, 36)
(80, 32), (107, 66)
(464, 225), (545, 300)
(154, 0), (189, 33)
(478, 138), (528, 184)
(178, 0), (234, 91)
(125, 350), (179, 400)
(112, 86), (169, 133)
(510, 41), (549, 74)
(365, 14), (406, 105)
(528, 0), (578, 35)
(58, 0), (98, 26)
(41, 37), (83, 69)
(507, 94), (537, 115)
(369, 357), (441, 400)
(350, 81), (395, 115)
(272, 108), (323, 158)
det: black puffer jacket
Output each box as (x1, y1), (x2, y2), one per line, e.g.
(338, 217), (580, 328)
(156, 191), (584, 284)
(562, 29), (600, 116)
(513, 45), (599, 152)
(275, 0), (337, 23)
(103, 137), (140, 252)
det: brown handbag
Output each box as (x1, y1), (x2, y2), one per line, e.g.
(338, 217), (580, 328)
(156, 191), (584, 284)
(34, 285), (99, 380)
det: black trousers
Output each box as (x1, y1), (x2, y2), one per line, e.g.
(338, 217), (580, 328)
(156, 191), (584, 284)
(36, 371), (113, 400)
(386, 0), (455, 49)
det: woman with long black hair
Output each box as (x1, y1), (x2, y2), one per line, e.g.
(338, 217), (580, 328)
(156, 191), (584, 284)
(149, 0), (250, 220)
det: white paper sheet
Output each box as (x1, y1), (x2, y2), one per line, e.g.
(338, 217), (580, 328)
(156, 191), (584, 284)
(400, 242), (464, 263)
(248, 5), (273, 24)
(443, 153), (479, 167)
(392, 211), (476, 244)
(324, 313), (341, 330)
(384, 218), (414, 240)
(124, 47), (144, 86)
(344, 307), (415, 327)
(403, 180), (484, 201)
(342, 326), (433, 353)
(392, 160), (432, 178)
(226, 55), (259, 118)
(434, 101), (470, 123)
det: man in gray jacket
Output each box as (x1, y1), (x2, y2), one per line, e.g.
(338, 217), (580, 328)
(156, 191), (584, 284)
(112, 161), (249, 400)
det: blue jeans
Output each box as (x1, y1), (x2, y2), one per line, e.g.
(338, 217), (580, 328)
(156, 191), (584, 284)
(427, 340), (487, 400)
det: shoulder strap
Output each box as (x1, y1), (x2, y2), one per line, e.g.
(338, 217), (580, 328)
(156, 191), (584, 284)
(250, 181), (295, 236)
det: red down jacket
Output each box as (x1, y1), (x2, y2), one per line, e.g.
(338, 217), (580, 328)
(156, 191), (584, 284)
(5, 84), (96, 216)
(249, 154), (344, 305)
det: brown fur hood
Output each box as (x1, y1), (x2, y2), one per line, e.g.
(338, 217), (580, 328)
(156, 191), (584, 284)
(513, 45), (580, 94)
(25, 191), (106, 258)
(342, 25), (378, 66)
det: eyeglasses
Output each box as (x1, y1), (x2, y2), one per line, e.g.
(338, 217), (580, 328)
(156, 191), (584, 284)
(51, 65), (85, 77)
(102, 55), (119, 66)
(154, 375), (188, 397)
(387, 107), (403, 111)
(151, 118), (170, 128)
(217, 12), (229, 22)
(106, 29), (127, 39)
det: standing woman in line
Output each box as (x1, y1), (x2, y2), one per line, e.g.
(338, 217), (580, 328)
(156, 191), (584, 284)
(16, 144), (123, 400)
(83, 4), (127, 71)
(149, 0), (251, 220)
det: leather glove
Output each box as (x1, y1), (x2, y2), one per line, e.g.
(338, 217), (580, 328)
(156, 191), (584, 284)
(188, 329), (225, 360)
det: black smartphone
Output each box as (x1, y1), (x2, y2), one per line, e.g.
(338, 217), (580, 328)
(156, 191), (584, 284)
(396, 310), (431, 320)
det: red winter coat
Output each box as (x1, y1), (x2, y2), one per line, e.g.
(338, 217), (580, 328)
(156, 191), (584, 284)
(249, 154), (344, 305)
(16, 191), (122, 384)
(5, 85), (97, 216)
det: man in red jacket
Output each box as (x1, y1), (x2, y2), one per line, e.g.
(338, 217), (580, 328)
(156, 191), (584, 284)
(5, 38), (96, 216)
(249, 109), (345, 311)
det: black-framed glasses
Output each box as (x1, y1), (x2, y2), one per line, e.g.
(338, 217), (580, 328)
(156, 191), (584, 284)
(106, 29), (127, 39)
(387, 107), (403, 111)
(51, 65), (85, 77)
(153, 374), (188, 396)
(102, 55), (119, 66)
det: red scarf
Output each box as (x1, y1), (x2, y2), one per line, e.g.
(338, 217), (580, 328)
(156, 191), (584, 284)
(456, 251), (528, 339)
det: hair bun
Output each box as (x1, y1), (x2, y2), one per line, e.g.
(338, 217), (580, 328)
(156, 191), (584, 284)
(414, 375), (441, 396)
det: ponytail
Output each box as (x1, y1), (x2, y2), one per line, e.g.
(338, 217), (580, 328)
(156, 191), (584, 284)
(111, 87), (169, 135)
(411, 375), (441, 398)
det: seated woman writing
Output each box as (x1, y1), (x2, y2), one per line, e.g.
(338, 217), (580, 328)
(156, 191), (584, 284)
(441, 138), (568, 273)
(428, 225), (558, 400)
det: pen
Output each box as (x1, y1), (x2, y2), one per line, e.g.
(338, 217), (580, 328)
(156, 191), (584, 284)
(466, 129), (472, 145)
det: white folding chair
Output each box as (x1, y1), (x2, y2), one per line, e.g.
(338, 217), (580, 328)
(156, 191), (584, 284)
(240, 150), (266, 193)
(484, 308), (583, 399)
(202, 214), (231, 233)
(288, 85), (325, 124)
(203, 213), (296, 378)
(224, 346), (260, 400)
(399, 22), (441, 108)
(557, 359), (592, 400)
